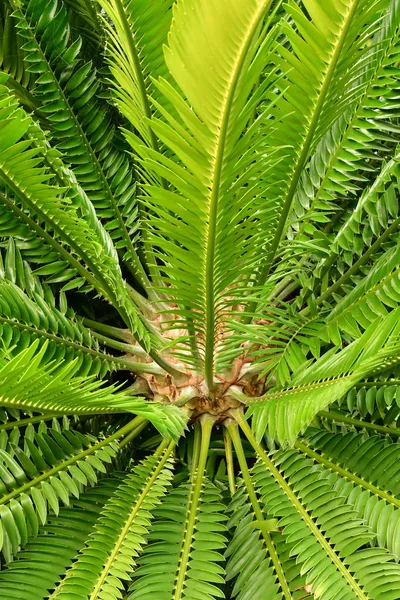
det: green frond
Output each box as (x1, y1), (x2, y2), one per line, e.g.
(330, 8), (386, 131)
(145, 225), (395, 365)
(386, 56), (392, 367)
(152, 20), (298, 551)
(247, 312), (400, 443)
(0, 417), (123, 562)
(225, 481), (286, 600)
(0, 3), (36, 107)
(225, 422), (294, 599)
(128, 417), (225, 600)
(252, 450), (400, 600)
(129, 477), (228, 600)
(50, 442), (175, 599)
(12, 0), (146, 286)
(255, 0), (389, 286)
(340, 381), (400, 421)
(316, 146), (400, 297)
(321, 245), (400, 344)
(297, 436), (400, 559)
(1, 0), (400, 595)
(305, 427), (400, 499)
(0, 85), (150, 347)
(133, 0), (279, 382)
(0, 276), (120, 377)
(0, 477), (121, 599)
(97, 0), (173, 150)
(0, 340), (187, 439)
(0, 199), (77, 289)
(290, 0), (400, 250)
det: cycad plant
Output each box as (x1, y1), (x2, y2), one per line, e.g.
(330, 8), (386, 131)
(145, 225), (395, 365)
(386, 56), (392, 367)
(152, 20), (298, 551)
(0, 0), (400, 598)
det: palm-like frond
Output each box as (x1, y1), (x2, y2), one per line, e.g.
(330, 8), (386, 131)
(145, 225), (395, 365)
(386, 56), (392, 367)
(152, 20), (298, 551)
(254, 0), (389, 285)
(0, 276), (119, 377)
(129, 478), (227, 600)
(132, 0), (280, 382)
(0, 2), (36, 108)
(321, 244), (400, 344)
(12, 0), (146, 285)
(290, 0), (400, 280)
(0, 340), (187, 439)
(98, 0), (174, 150)
(0, 418), (121, 562)
(252, 452), (400, 600)
(226, 481), (297, 600)
(50, 443), (175, 599)
(0, 477), (121, 597)
(247, 310), (400, 443)
(0, 84), (150, 348)
(1, 0), (400, 596)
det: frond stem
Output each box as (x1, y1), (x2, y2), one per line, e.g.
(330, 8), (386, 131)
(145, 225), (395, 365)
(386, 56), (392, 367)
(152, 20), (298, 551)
(87, 329), (148, 358)
(0, 413), (64, 431)
(318, 409), (400, 437)
(223, 428), (236, 496)
(190, 422), (201, 481)
(81, 318), (135, 342)
(118, 417), (148, 449)
(356, 380), (400, 388)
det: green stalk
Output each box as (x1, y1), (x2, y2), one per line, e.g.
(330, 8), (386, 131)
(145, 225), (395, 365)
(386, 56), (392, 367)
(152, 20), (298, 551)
(190, 422), (202, 481)
(227, 420), (293, 600)
(0, 417), (141, 506)
(82, 318), (181, 377)
(118, 418), (148, 449)
(224, 429), (236, 496)
(236, 413), (368, 599)
(318, 410), (400, 437)
(185, 311), (201, 370)
(87, 329), (148, 358)
(170, 386), (199, 408)
(127, 283), (161, 313)
(0, 413), (64, 431)
(296, 439), (400, 509)
(147, 352), (184, 379)
(81, 318), (134, 342)
(174, 416), (214, 600)
(356, 380), (400, 388)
